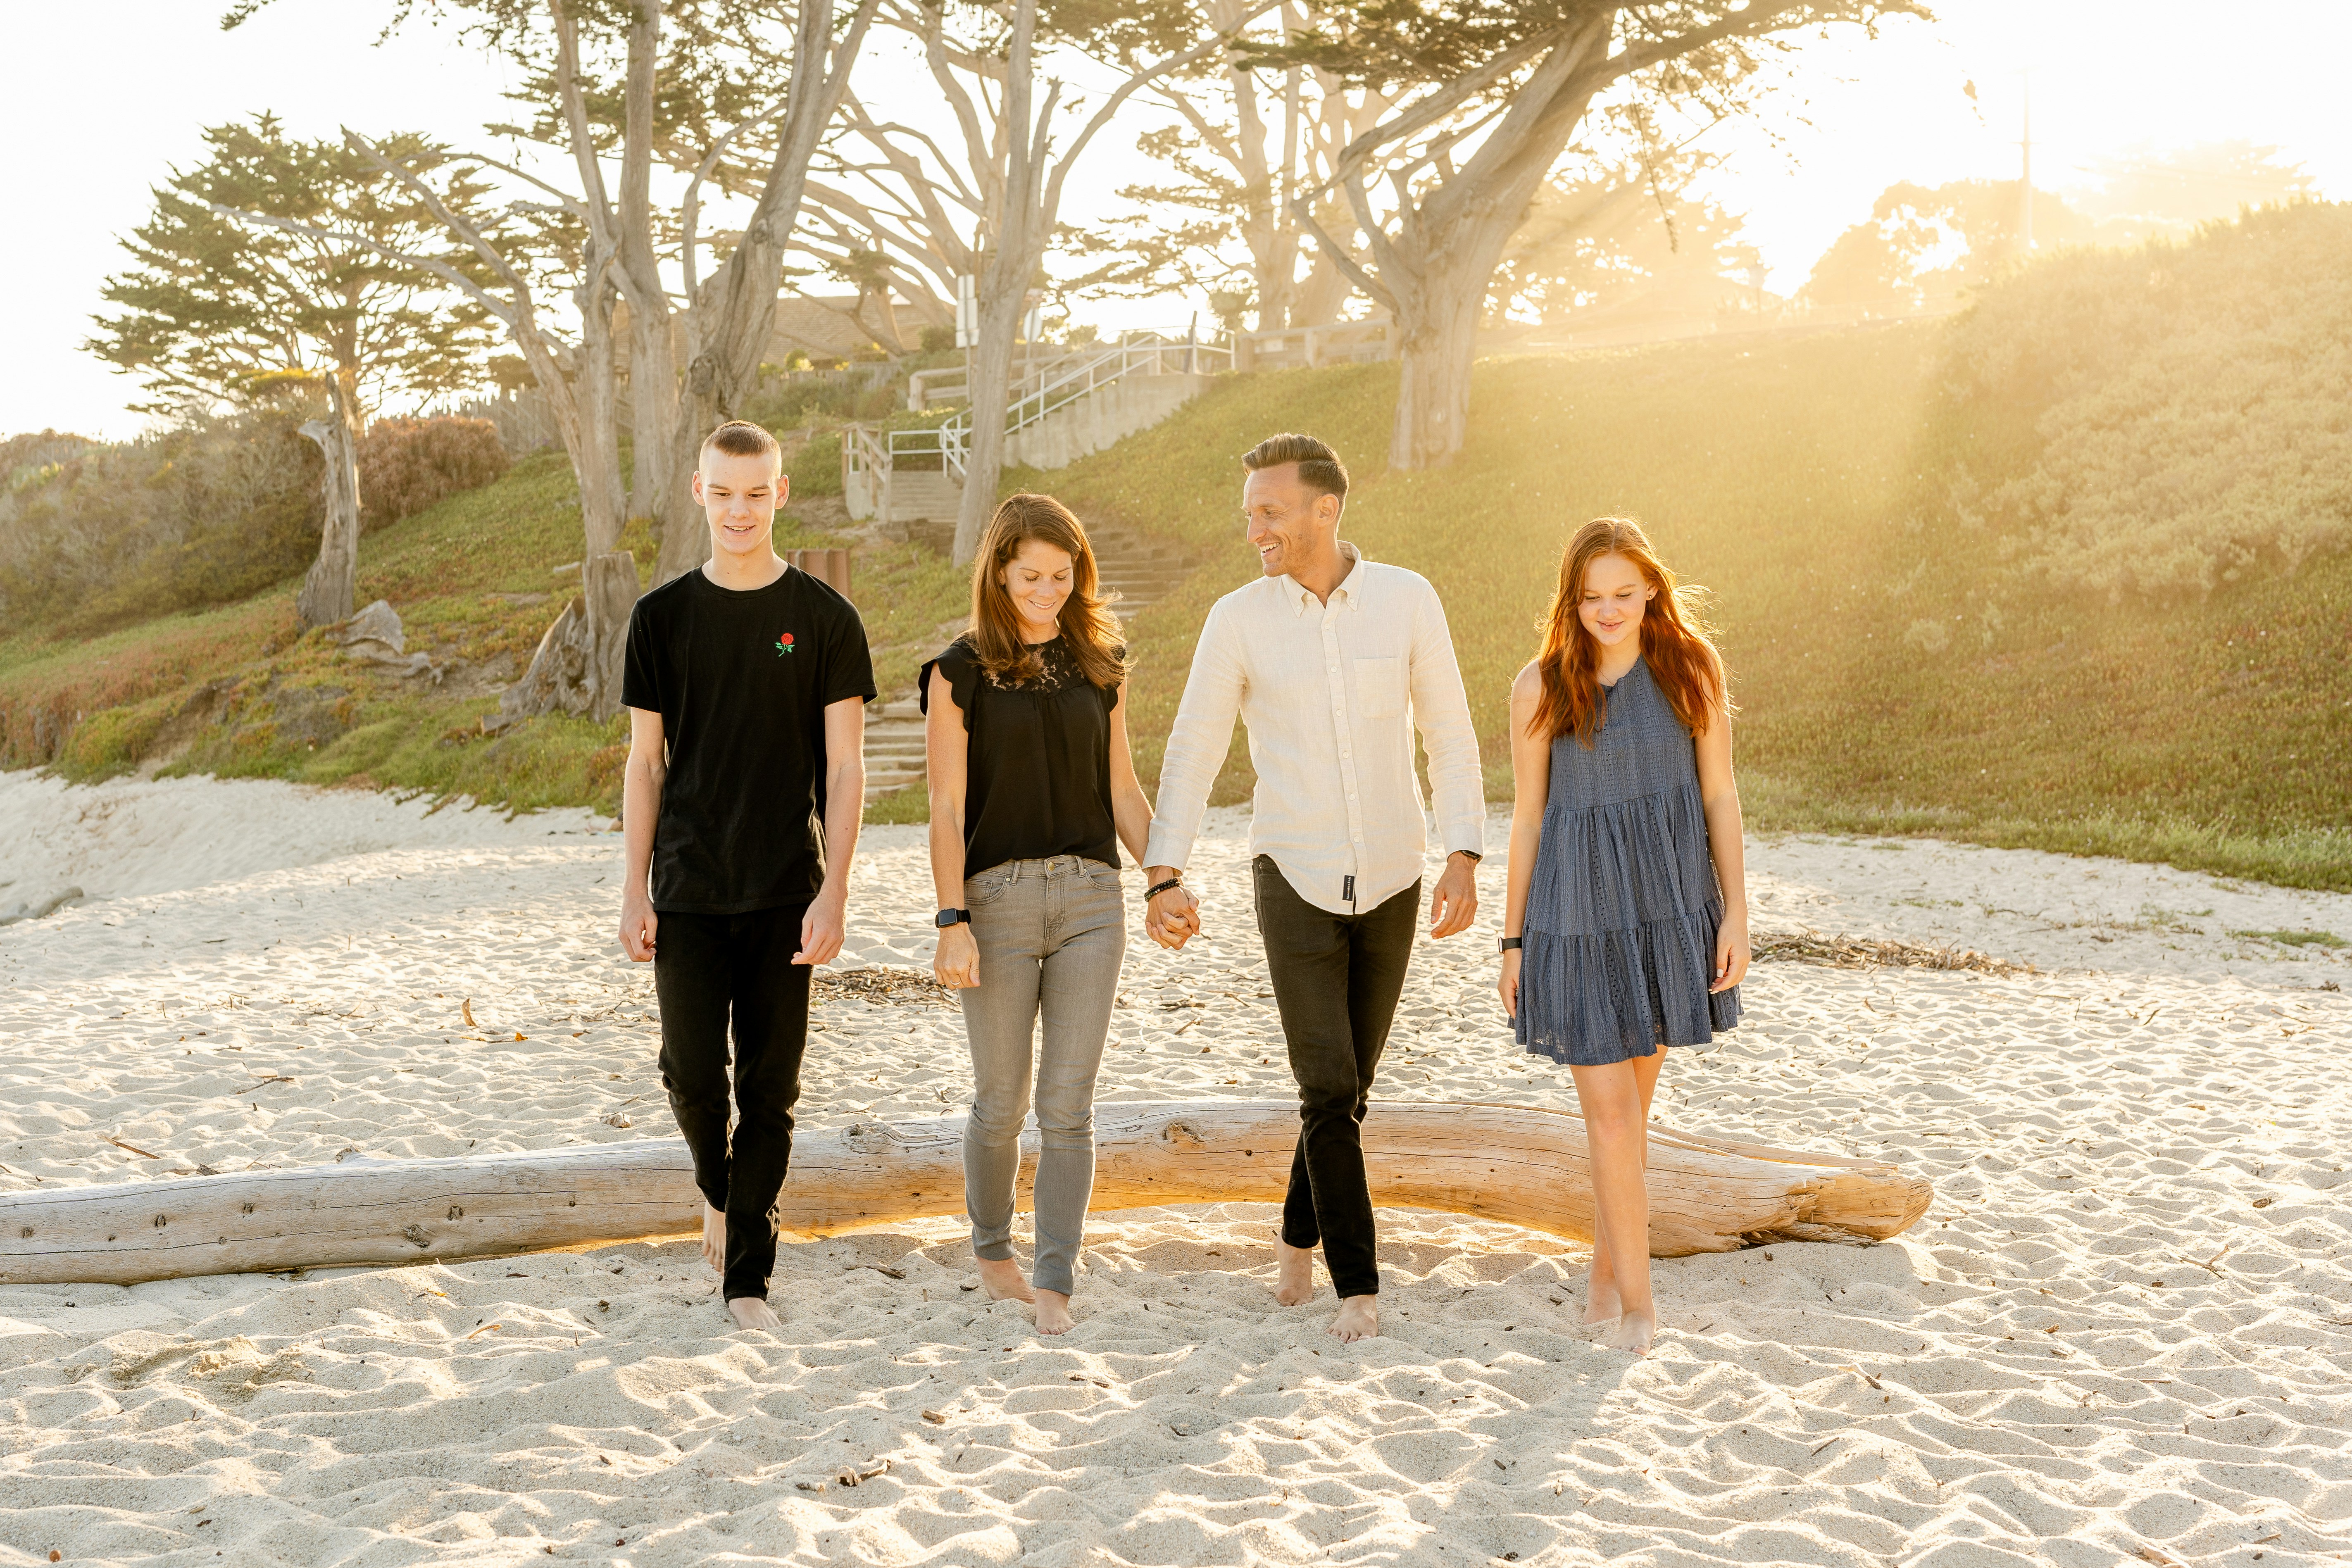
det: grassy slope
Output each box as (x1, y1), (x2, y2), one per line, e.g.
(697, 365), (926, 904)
(7, 325), (2345, 888)
(0, 450), (969, 817)
(1045, 325), (2352, 891)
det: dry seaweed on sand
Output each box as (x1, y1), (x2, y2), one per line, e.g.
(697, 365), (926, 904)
(814, 966), (959, 1007)
(1753, 929), (2034, 977)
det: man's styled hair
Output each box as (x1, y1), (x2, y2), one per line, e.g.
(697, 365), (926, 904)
(1242, 432), (1348, 507)
(700, 419), (782, 470)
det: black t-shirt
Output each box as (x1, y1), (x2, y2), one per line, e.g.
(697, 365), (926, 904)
(622, 564), (876, 913)
(920, 634), (1122, 876)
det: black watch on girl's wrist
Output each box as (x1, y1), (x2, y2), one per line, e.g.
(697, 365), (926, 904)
(935, 908), (971, 928)
(1498, 935), (1523, 953)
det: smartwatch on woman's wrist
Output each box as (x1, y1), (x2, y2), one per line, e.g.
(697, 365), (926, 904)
(935, 908), (971, 928)
(1498, 935), (1523, 953)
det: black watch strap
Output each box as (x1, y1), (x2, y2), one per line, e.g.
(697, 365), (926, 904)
(1498, 935), (1523, 952)
(935, 908), (971, 928)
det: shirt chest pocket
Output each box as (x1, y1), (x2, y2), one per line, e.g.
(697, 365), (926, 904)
(1352, 656), (1405, 719)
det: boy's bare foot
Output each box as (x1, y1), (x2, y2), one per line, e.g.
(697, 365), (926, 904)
(1328, 1295), (1380, 1343)
(1583, 1275), (1623, 1325)
(1607, 1307), (1656, 1356)
(1272, 1239), (1316, 1306)
(726, 1295), (781, 1332)
(701, 1203), (725, 1273)
(1034, 1289), (1074, 1335)
(976, 1256), (1035, 1304)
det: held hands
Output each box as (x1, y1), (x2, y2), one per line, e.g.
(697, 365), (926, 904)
(1428, 852), (1478, 938)
(794, 890), (847, 967)
(1143, 866), (1200, 950)
(933, 921), (981, 989)
(1711, 918), (1750, 994)
(619, 893), (658, 963)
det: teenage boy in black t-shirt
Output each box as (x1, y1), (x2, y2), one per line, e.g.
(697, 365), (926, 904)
(618, 419), (876, 1331)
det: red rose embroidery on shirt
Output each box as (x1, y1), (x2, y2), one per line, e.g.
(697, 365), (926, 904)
(775, 631), (795, 656)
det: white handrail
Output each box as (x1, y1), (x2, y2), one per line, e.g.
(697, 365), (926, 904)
(855, 330), (1231, 489)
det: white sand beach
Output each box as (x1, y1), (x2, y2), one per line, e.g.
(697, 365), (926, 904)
(1, 771), (2347, 1567)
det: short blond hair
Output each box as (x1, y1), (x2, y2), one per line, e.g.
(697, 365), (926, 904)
(699, 419), (781, 470)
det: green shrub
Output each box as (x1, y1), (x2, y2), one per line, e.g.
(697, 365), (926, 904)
(359, 416), (510, 527)
(1930, 200), (2352, 596)
(790, 430), (844, 497)
(0, 408), (323, 636)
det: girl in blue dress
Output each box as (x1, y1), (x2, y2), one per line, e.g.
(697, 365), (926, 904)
(1497, 517), (1750, 1355)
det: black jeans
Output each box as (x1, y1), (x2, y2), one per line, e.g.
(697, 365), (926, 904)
(1252, 857), (1420, 1300)
(652, 904), (812, 1301)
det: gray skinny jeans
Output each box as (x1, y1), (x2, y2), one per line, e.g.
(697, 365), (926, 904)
(958, 854), (1125, 1296)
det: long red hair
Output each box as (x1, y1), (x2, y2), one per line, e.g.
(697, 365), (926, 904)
(1533, 518), (1732, 745)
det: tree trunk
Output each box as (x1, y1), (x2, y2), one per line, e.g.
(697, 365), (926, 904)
(576, 267), (628, 557)
(484, 549), (641, 730)
(657, 374), (720, 585)
(0, 1099), (1932, 1287)
(951, 278), (1024, 565)
(1320, 18), (1607, 468)
(624, 314), (673, 528)
(294, 376), (364, 628)
(614, 0), (676, 534)
(1387, 256), (1490, 470)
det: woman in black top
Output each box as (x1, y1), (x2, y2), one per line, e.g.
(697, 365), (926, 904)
(924, 493), (1160, 1335)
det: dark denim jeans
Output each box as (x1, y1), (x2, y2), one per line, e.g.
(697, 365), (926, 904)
(652, 903), (812, 1302)
(1252, 857), (1420, 1300)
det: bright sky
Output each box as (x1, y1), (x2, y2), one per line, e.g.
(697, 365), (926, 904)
(5, 0), (2347, 440)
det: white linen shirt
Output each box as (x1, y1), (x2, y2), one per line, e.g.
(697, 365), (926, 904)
(1143, 545), (1484, 914)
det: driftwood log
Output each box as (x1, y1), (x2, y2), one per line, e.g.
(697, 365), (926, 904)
(0, 1101), (1931, 1287)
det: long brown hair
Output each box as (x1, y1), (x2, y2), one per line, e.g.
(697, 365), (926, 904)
(1533, 517), (1732, 745)
(967, 493), (1127, 689)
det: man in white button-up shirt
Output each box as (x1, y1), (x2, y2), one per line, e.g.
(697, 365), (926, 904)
(1143, 433), (1483, 1343)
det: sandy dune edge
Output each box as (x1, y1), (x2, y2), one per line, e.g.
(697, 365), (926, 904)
(0, 778), (2347, 1566)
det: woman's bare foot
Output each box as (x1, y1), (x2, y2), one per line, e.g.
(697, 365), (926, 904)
(1034, 1288), (1074, 1335)
(976, 1256), (1035, 1304)
(1607, 1307), (1656, 1356)
(701, 1203), (726, 1273)
(726, 1295), (781, 1331)
(1272, 1239), (1316, 1306)
(1328, 1295), (1380, 1343)
(1583, 1273), (1624, 1325)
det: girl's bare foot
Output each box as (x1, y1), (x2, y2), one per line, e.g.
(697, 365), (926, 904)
(976, 1256), (1035, 1303)
(1328, 1295), (1380, 1342)
(1034, 1288), (1074, 1335)
(1583, 1274), (1624, 1325)
(1607, 1307), (1656, 1356)
(726, 1295), (781, 1331)
(701, 1203), (725, 1273)
(1272, 1239), (1316, 1306)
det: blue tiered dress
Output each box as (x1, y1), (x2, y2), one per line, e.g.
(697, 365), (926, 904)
(1517, 656), (1739, 1064)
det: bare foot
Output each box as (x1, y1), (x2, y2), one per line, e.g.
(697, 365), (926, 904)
(976, 1256), (1035, 1304)
(1272, 1239), (1316, 1306)
(1607, 1307), (1656, 1356)
(1583, 1273), (1623, 1325)
(726, 1295), (781, 1332)
(1034, 1289), (1074, 1335)
(1328, 1294), (1380, 1343)
(700, 1203), (725, 1273)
